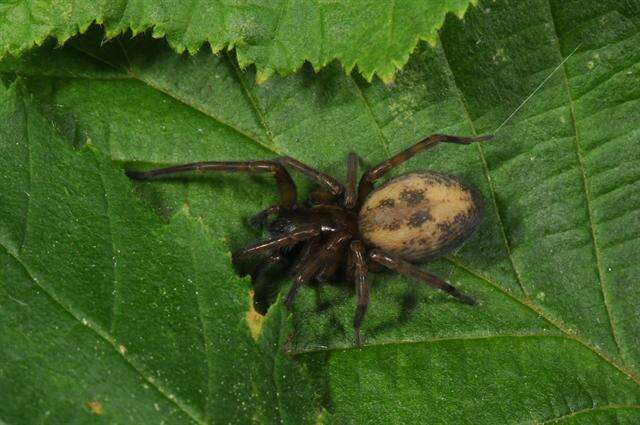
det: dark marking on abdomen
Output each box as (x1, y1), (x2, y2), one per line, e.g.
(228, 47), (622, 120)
(407, 210), (432, 228)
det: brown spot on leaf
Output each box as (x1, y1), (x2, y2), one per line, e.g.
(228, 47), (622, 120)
(246, 291), (264, 341)
(85, 401), (103, 416)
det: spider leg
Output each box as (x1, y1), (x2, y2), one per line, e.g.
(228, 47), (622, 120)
(277, 156), (344, 196)
(126, 160), (297, 207)
(316, 243), (346, 282)
(289, 239), (322, 277)
(284, 231), (351, 309)
(369, 249), (476, 305)
(351, 241), (369, 346)
(232, 225), (320, 262)
(249, 252), (289, 315)
(357, 134), (493, 202)
(342, 152), (359, 209)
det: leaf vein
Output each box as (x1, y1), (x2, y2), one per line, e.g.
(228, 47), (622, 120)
(445, 256), (640, 388)
(70, 43), (278, 157)
(437, 41), (529, 298)
(291, 331), (561, 355)
(18, 96), (31, 255)
(535, 403), (640, 424)
(227, 51), (282, 154)
(94, 159), (120, 334)
(348, 77), (391, 158)
(188, 225), (213, 424)
(547, 0), (625, 365)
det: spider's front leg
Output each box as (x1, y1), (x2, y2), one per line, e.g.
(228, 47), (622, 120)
(126, 160), (298, 207)
(357, 134), (493, 202)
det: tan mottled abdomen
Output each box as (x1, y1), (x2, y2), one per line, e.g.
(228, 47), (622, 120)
(358, 171), (483, 262)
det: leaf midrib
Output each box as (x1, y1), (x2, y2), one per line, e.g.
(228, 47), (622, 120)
(188, 221), (213, 424)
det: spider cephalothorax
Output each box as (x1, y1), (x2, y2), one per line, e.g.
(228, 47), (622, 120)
(127, 134), (492, 345)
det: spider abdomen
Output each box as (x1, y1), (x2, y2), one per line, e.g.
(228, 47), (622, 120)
(358, 171), (483, 262)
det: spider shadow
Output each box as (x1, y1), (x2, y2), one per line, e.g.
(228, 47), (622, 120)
(303, 281), (353, 348)
(366, 287), (420, 337)
(362, 262), (460, 340)
(129, 168), (280, 229)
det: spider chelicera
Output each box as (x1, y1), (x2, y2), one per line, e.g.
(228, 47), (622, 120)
(127, 134), (493, 345)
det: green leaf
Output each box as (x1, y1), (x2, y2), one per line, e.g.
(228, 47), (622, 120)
(1, 0), (640, 423)
(0, 0), (476, 83)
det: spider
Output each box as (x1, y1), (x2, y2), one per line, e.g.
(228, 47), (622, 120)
(126, 134), (493, 345)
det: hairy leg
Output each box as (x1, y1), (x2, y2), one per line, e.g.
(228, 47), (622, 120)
(284, 231), (351, 309)
(351, 241), (369, 346)
(357, 134), (492, 202)
(289, 239), (322, 278)
(343, 152), (359, 209)
(316, 243), (347, 282)
(369, 250), (476, 305)
(250, 252), (290, 315)
(308, 188), (338, 206)
(126, 160), (297, 207)
(277, 156), (344, 196)
(250, 252), (288, 279)
(233, 225), (320, 261)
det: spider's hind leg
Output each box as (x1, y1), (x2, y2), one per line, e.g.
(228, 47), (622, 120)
(369, 250), (476, 305)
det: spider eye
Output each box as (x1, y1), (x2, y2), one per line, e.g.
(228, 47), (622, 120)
(267, 217), (295, 235)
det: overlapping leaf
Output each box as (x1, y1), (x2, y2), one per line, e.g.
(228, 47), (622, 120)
(1, 0), (640, 423)
(0, 0), (475, 83)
